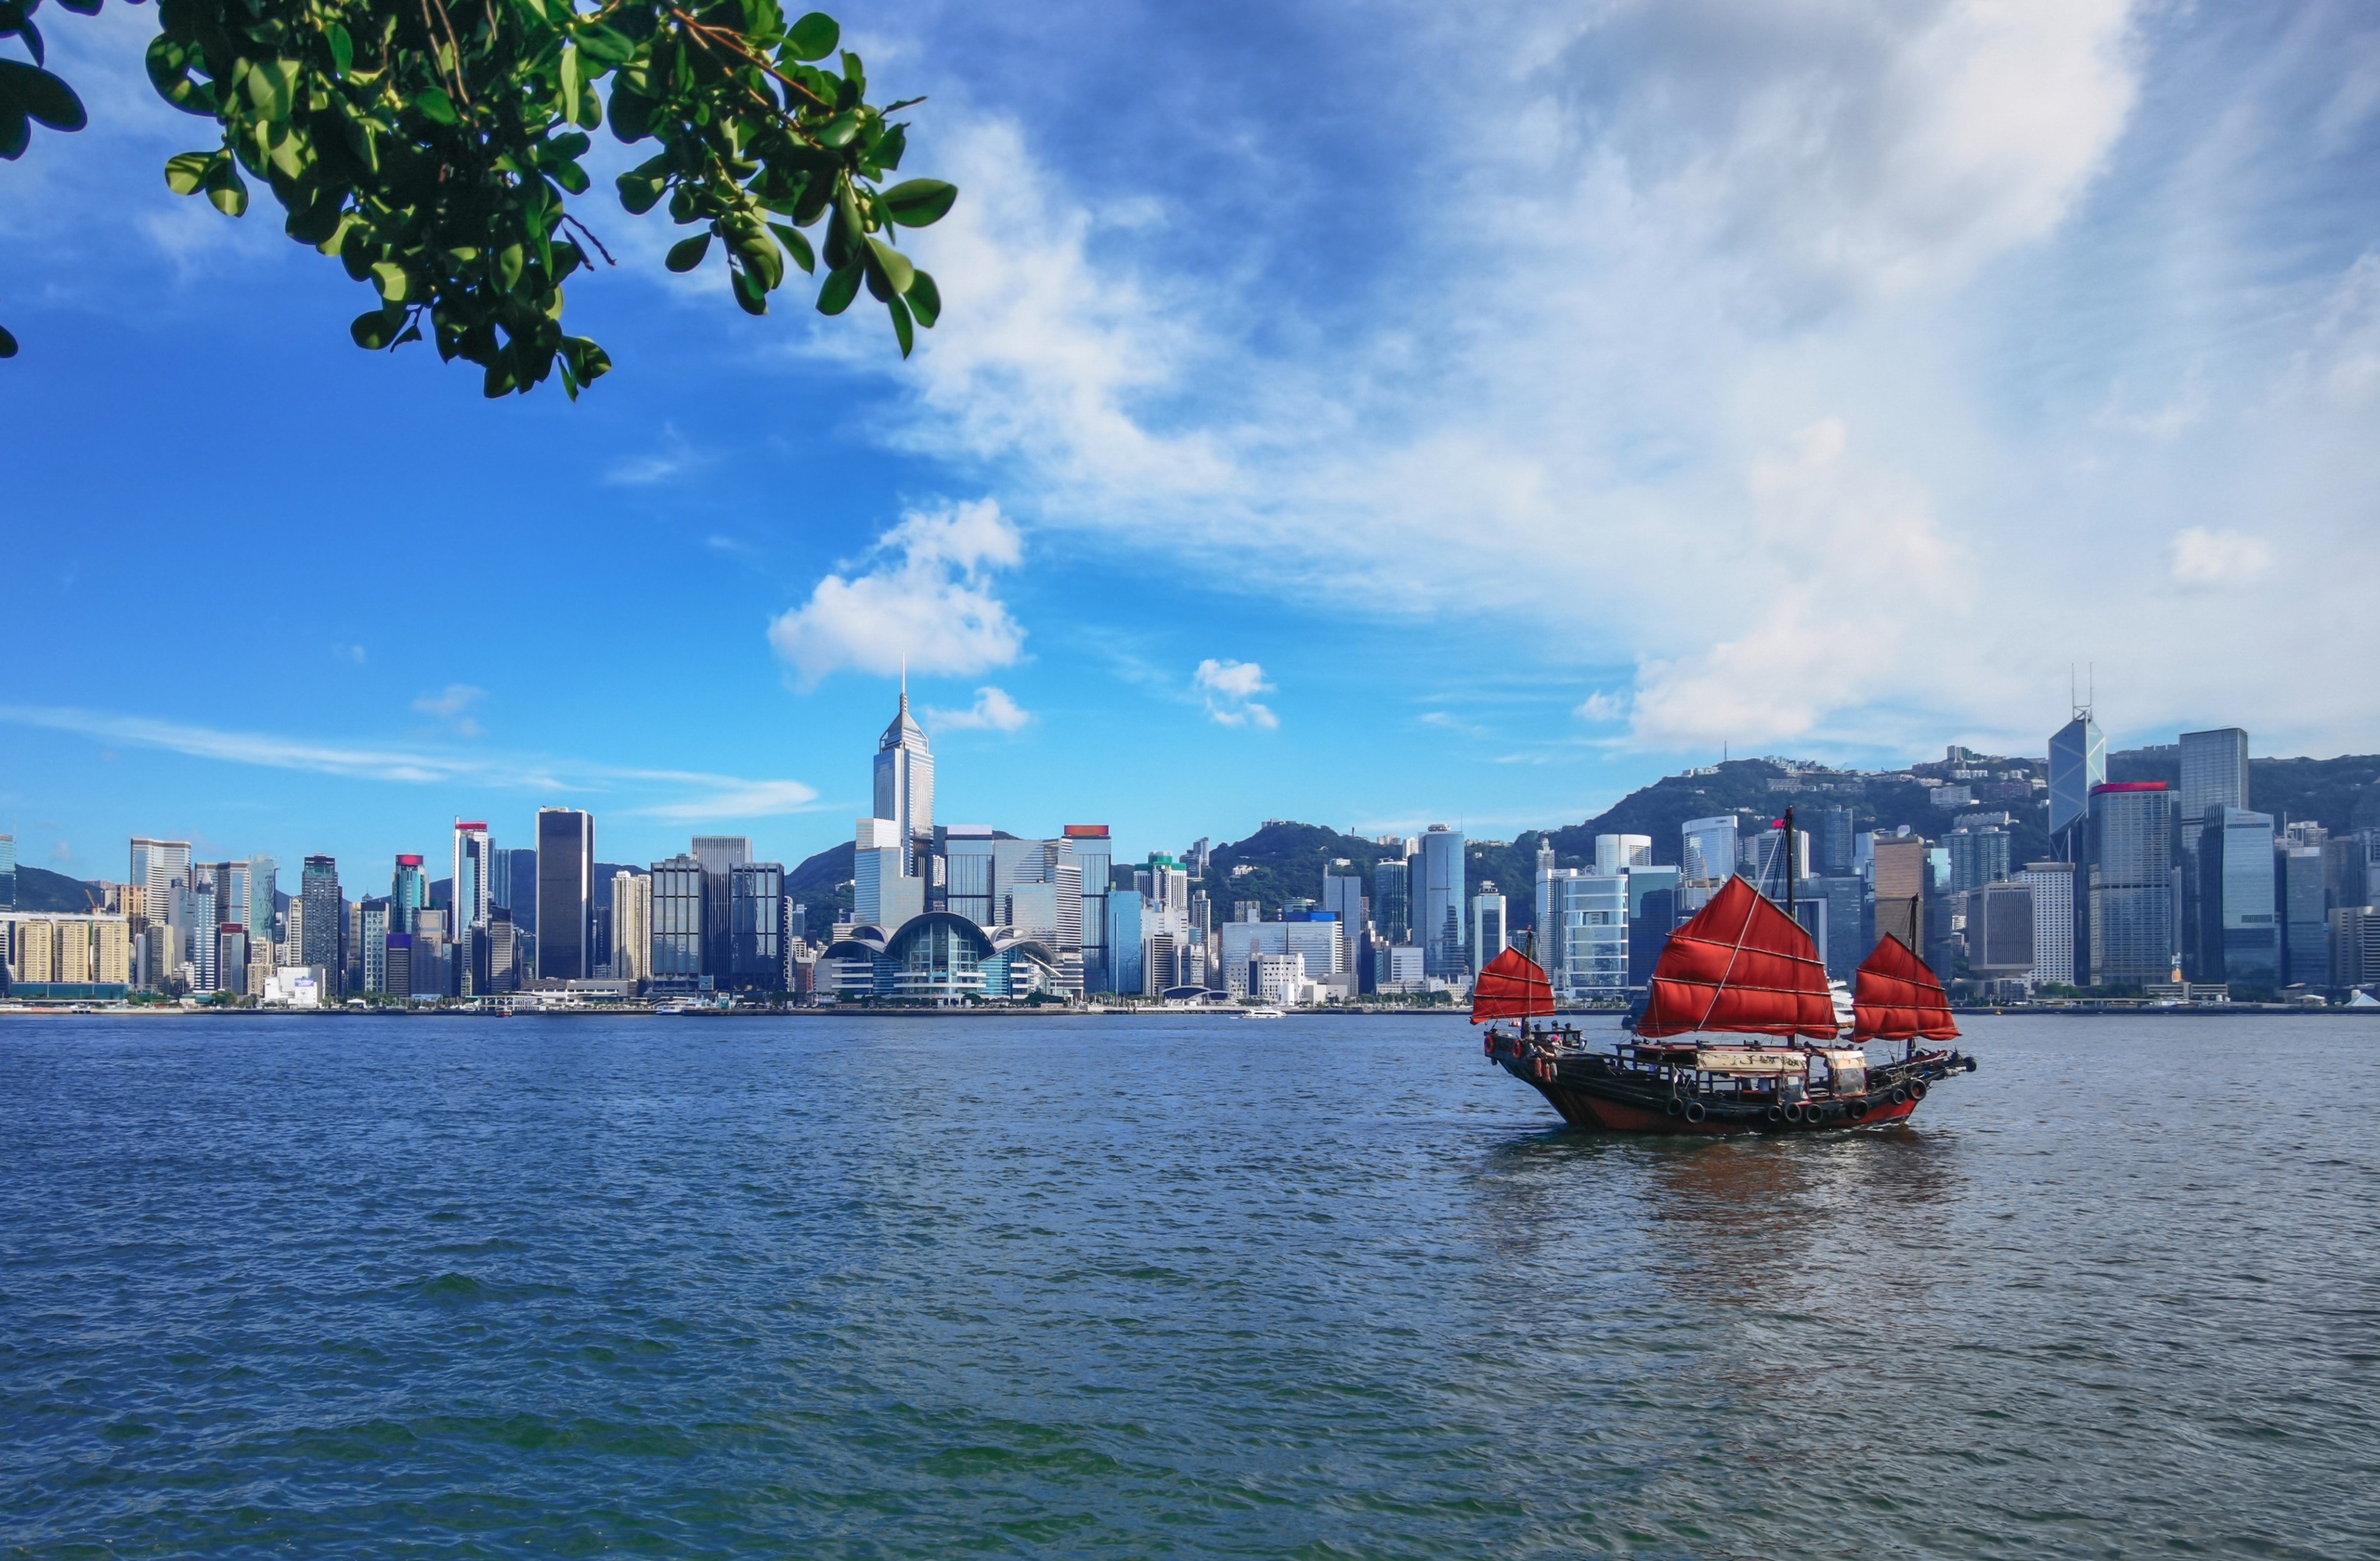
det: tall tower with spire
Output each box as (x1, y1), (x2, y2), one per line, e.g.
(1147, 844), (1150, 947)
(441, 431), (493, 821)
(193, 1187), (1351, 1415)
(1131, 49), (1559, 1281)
(873, 666), (935, 876)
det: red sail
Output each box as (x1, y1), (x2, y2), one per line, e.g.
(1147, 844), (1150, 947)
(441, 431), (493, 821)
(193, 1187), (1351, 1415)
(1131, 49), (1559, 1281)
(1852, 934), (1959, 1042)
(1637, 875), (1835, 1040)
(1470, 946), (1555, 1023)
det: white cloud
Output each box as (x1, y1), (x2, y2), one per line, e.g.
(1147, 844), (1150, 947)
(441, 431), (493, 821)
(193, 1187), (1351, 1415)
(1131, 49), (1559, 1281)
(1194, 659), (1279, 728)
(0, 703), (817, 818)
(603, 425), (707, 486)
(1573, 691), (1629, 723)
(766, 498), (1026, 687)
(926, 686), (1032, 733)
(412, 684), (484, 719)
(2168, 527), (2275, 588)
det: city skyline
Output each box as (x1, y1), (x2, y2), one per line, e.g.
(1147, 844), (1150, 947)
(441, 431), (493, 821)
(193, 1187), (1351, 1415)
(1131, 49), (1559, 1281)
(6, 4), (2379, 885)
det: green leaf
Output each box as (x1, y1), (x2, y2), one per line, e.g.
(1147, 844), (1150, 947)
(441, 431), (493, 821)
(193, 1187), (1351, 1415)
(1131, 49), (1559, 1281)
(665, 231), (711, 272)
(498, 242), (525, 292)
(906, 268), (940, 328)
(17, 17), (41, 67)
(886, 291), (912, 358)
(327, 22), (354, 78)
(204, 157), (248, 217)
(607, 86), (653, 142)
(817, 110), (862, 148)
(163, 151), (212, 195)
(369, 260), (411, 302)
(415, 88), (459, 127)
(575, 23), (635, 65)
(0, 322), (17, 359)
(0, 108), (26, 162)
(617, 170), (665, 215)
(783, 11), (839, 60)
(350, 306), (405, 349)
(559, 41), (579, 115)
(770, 222), (815, 274)
(0, 61), (86, 132)
(55, 0), (101, 15)
(815, 260), (861, 315)
(731, 263), (768, 316)
(864, 235), (912, 297)
(878, 178), (956, 228)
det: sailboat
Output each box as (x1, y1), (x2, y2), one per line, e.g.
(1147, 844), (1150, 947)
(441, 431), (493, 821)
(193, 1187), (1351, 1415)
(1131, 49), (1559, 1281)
(1476, 809), (1978, 1133)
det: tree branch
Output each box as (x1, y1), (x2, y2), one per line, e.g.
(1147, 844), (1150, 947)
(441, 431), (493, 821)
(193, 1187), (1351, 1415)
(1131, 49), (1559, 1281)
(668, 9), (830, 110)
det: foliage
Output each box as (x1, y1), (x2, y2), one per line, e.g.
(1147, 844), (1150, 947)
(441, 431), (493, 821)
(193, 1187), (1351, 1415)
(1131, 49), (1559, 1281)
(1, 0), (952, 389)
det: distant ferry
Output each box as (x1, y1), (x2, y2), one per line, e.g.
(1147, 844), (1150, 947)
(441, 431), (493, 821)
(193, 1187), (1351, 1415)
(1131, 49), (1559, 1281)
(1476, 808), (1975, 1133)
(1241, 1006), (1287, 1020)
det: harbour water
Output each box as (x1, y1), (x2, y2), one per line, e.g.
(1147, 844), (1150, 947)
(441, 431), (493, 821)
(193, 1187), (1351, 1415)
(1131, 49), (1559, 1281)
(3, 1013), (2375, 1558)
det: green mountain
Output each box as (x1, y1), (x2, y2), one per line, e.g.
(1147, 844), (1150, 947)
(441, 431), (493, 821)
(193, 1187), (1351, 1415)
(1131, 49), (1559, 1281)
(9, 865), (108, 913)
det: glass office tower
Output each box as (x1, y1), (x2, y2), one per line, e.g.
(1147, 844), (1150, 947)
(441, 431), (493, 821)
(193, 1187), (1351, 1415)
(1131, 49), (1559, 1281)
(2048, 709), (2106, 852)
(2085, 783), (2174, 987)
(1372, 858), (1411, 945)
(299, 856), (342, 989)
(1065, 825), (1111, 992)
(452, 821), (495, 934)
(1418, 826), (1466, 978)
(2196, 807), (2278, 986)
(535, 809), (593, 982)
(650, 854), (706, 991)
(729, 861), (785, 990)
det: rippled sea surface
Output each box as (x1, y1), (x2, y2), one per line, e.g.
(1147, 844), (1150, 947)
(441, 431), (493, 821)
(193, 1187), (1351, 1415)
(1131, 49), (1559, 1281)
(3, 1013), (2377, 1558)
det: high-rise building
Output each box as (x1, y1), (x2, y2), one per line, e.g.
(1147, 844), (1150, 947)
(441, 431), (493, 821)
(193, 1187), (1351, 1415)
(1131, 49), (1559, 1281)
(1946, 826), (2012, 894)
(131, 837), (193, 945)
(2281, 845), (2328, 988)
(0, 833), (15, 910)
(2047, 706), (2106, 851)
(452, 821), (495, 933)
(2179, 728), (2250, 824)
(1805, 875), (1864, 983)
(650, 855), (706, 991)
(612, 870), (652, 985)
(1540, 868), (1627, 1000)
(1965, 883), (2035, 983)
(1065, 825), (1112, 992)
(392, 855), (427, 933)
(2086, 783), (2175, 987)
(944, 826), (997, 929)
(1372, 858), (1411, 944)
(2016, 862), (2076, 987)
(247, 855), (277, 944)
(1418, 826), (1466, 978)
(1748, 826), (1809, 892)
(693, 835), (751, 977)
(1681, 816), (1738, 884)
(1816, 808), (1856, 876)
(1470, 892), (1507, 975)
(729, 861), (784, 990)
(2329, 906), (2380, 990)
(1107, 894), (1145, 998)
(360, 900), (391, 993)
(1595, 834), (1652, 876)
(299, 856), (341, 989)
(1873, 836), (1930, 951)
(854, 818), (919, 929)
(497, 848), (538, 935)
(2195, 806), (2277, 987)
(535, 809), (593, 982)
(1321, 871), (1365, 935)
(874, 682), (935, 874)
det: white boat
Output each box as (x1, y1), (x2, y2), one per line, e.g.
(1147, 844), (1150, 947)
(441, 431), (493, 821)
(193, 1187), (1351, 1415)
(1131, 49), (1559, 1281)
(1241, 1006), (1287, 1019)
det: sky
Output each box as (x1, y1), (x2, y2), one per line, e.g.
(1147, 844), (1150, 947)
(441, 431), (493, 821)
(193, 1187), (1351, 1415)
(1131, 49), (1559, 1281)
(3, 0), (2378, 885)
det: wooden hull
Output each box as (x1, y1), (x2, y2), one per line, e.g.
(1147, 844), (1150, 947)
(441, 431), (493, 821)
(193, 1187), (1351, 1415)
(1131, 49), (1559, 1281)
(1490, 1041), (1969, 1135)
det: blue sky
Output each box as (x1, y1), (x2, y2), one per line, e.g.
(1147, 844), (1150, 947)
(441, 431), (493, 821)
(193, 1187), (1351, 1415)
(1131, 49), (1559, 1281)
(4, 0), (2378, 884)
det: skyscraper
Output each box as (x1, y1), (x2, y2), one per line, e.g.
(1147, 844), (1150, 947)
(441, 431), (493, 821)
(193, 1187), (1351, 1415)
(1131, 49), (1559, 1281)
(1873, 837), (1930, 951)
(2016, 862), (2076, 987)
(2047, 705), (2106, 852)
(1065, 825), (1111, 992)
(693, 835), (750, 977)
(1321, 871), (1365, 934)
(452, 821), (495, 933)
(0, 833), (14, 910)
(613, 870), (652, 985)
(874, 681), (935, 875)
(392, 855), (427, 932)
(1816, 808), (1856, 876)
(1418, 826), (1466, 978)
(729, 861), (784, 989)
(1470, 892), (1506, 974)
(2281, 845), (2328, 988)
(535, 808), (593, 982)
(131, 837), (193, 943)
(247, 855), (277, 944)
(650, 855), (704, 991)
(1372, 858), (1411, 944)
(2195, 806), (2277, 987)
(2086, 783), (2175, 987)
(2178, 728), (2250, 824)
(1945, 826), (2012, 894)
(299, 856), (341, 988)
(1594, 834), (1652, 876)
(1681, 816), (1738, 884)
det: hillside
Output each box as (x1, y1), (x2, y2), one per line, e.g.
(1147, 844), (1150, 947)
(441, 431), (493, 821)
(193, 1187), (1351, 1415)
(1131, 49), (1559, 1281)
(2107, 749), (2380, 834)
(785, 841), (856, 923)
(10, 865), (106, 913)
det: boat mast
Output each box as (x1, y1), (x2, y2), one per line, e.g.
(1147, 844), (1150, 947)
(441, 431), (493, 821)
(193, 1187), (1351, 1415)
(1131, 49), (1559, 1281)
(1783, 806), (1795, 921)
